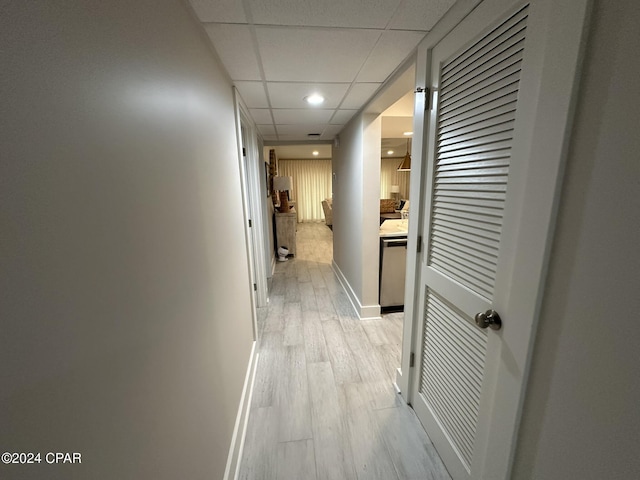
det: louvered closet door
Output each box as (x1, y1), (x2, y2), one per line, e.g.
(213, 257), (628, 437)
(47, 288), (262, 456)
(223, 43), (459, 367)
(409, 0), (589, 478)
(412, 4), (529, 479)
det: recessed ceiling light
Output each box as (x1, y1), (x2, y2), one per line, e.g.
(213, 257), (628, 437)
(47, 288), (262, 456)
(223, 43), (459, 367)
(403, 131), (413, 136)
(312, 150), (319, 156)
(304, 93), (325, 106)
(387, 150), (394, 155)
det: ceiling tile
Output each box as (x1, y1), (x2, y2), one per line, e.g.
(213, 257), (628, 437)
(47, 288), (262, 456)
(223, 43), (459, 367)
(256, 27), (381, 82)
(235, 81), (269, 108)
(277, 124), (327, 135)
(189, 0), (247, 23)
(388, 0), (457, 31)
(275, 134), (310, 141)
(330, 109), (358, 125)
(262, 135), (280, 141)
(356, 30), (426, 82)
(340, 83), (381, 109)
(321, 125), (344, 139)
(249, 108), (273, 124)
(257, 124), (276, 136)
(247, 0), (401, 28)
(267, 82), (350, 109)
(273, 109), (334, 124)
(204, 24), (261, 80)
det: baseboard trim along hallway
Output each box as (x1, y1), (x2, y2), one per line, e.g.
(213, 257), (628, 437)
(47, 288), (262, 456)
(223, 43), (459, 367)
(224, 341), (259, 480)
(331, 260), (382, 321)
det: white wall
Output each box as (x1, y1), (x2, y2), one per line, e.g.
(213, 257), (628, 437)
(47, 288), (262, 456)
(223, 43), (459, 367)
(332, 113), (381, 318)
(333, 117), (365, 302)
(512, 1), (640, 477)
(0, 1), (255, 479)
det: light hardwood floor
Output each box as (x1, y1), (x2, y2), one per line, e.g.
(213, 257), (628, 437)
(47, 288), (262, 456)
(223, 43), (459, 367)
(239, 222), (450, 480)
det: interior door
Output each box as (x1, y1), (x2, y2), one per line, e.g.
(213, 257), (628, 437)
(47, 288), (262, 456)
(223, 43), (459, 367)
(410, 0), (590, 479)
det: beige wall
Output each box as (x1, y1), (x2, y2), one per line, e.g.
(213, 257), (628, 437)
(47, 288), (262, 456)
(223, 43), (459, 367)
(513, 0), (640, 477)
(0, 1), (254, 479)
(332, 113), (381, 318)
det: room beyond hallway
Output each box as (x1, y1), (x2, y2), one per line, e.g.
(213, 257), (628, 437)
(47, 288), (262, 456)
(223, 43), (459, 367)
(239, 223), (449, 480)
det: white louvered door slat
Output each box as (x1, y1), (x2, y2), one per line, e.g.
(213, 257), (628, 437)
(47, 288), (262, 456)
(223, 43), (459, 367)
(409, 0), (590, 479)
(428, 5), (526, 299)
(416, 3), (530, 478)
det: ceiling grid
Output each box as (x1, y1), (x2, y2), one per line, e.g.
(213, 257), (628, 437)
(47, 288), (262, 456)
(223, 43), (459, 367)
(191, 0), (457, 142)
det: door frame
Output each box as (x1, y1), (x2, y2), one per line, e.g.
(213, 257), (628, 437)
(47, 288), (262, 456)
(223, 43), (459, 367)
(399, 0), (592, 478)
(234, 90), (270, 323)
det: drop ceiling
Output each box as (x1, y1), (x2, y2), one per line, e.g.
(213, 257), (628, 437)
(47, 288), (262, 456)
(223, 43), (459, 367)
(189, 0), (456, 142)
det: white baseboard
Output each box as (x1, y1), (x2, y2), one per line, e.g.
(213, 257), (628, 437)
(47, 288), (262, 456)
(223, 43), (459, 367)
(331, 260), (381, 320)
(224, 341), (258, 480)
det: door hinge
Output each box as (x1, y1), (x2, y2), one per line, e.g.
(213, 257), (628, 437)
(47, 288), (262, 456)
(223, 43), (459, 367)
(417, 235), (422, 253)
(248, 219), (252, 228)
(415, 87), (432, 111)
(253, 283), (257, 291)
(242, 147), (246, 156)
(409, 352), (415, 368)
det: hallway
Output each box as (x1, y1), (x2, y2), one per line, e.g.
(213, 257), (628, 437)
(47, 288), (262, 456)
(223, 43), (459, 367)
(239, 223), (449, 480)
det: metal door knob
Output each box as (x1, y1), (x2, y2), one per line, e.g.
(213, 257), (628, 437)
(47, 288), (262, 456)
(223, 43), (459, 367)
(474, 309), (502, 330)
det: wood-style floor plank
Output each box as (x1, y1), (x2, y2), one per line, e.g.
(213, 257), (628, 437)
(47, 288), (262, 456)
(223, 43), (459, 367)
(302, 308), (329, 364)
(343, 382), (400, 480)
(283, 302), (303, 346)
(240, 223), (449, 480)
(376, 406), (451, 480)
(322, 320), (361, 385)
(276, 439), (317, 480)
(251, 331), (283, 408)
(299, 280), (318, 312)
(277, 345), (312, 442)
(344, 328), (389, 383)
(238, 406), (279, 480)
(315, 287), (339, 323)
(361, 319), (392, 346)
(307, 362), (357, 480)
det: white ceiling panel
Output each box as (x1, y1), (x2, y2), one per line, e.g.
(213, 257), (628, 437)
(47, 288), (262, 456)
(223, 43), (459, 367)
(257, 124), (277, 136)
(356, 30), (426, 82)
(191, 0), (456, 145)
(340, 83), (381, 109)
(273, 109), (334, 124)
(204, 24), (261, 80)
(277, 124), (327, 135)
(256, 27), (381, 82)
(330, 109), (358, 125)
(248, 0), (401, 28)
(321, 125), (344, 139)
(235, 81), (269, 108)
(388, 0), (457, 31)
(275, 134), (319, 142)
(249, 108), (273, 124)
(189, 0), (247, 23)
(267, 82), (350, 109)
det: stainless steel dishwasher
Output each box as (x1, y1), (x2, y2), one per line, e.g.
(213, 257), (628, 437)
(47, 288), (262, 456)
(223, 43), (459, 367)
(379, 236), (407, 310)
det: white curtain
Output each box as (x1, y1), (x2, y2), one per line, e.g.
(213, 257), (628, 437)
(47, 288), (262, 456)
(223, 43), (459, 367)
(380, 158), (410, 200)
(278, 159), (332, 223)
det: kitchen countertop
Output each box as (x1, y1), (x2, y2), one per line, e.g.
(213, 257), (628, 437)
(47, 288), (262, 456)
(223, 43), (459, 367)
(379, 219), (408, 237)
